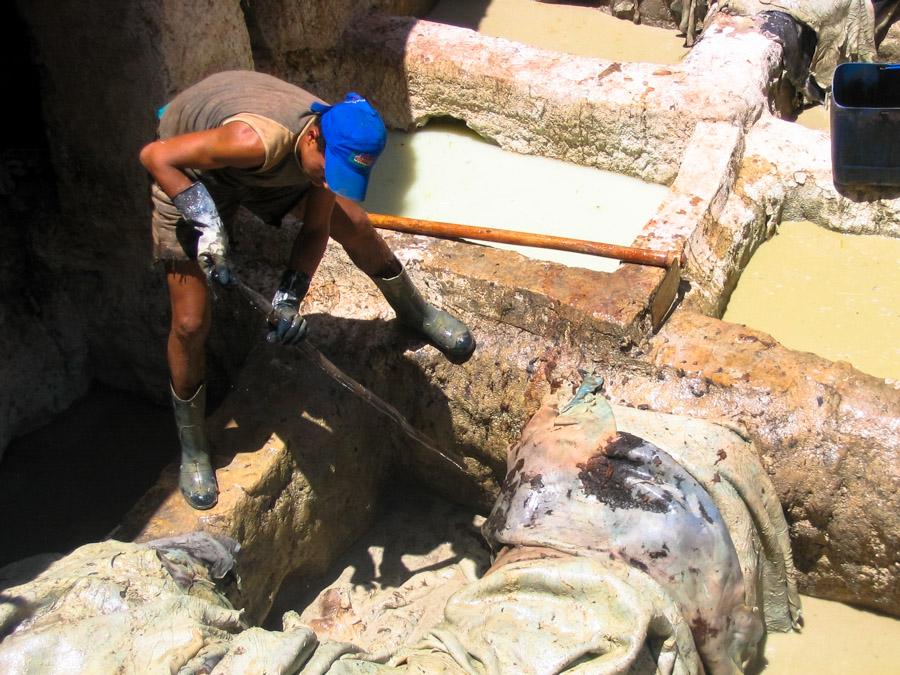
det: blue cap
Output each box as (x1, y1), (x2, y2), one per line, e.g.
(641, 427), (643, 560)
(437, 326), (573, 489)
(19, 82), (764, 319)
(311, 92), (387, 202)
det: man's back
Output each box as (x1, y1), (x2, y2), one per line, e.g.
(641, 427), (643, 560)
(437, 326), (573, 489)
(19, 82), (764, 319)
(159, 70), (321, 139)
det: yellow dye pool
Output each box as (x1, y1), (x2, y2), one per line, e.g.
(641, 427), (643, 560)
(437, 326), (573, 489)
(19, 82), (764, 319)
(724, 220), (900, 381)
(756, 595), (900, 675)
(364, 119), (667, 273)
(428, 0), (689, 64)
(366, 0), (685, 274)
(796, 104), (830, 131)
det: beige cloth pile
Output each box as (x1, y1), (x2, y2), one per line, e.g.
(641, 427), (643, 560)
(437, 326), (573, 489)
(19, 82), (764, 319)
(323, 397), (799, 674)
(0, 535), (331, 674)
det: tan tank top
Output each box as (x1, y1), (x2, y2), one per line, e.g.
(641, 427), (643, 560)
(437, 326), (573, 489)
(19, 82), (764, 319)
(158, 70), (323, 190)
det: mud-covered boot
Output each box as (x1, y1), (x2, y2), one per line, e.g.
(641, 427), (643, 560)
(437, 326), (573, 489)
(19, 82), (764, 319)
(372, 266), (476, 360)
(171, 382), (218, 510)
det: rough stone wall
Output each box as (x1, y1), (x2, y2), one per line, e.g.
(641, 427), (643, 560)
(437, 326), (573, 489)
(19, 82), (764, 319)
(0, 8), (90, 459)
(0, 164), (89, 458)
(535, 0), (680, 29)
(155, 1), (256, 98)
(12, 0), (254, 415)
(245, 0), (435, 58)
(878, 20), (900, 60)
(611, 0), (680, 27)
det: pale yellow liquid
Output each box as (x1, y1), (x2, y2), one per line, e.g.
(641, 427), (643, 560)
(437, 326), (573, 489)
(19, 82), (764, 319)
(755, 596), (900, 675)
(364, 119), (668, 273)
(796, 104), (830, 131)
(724, 220), (900, 381)
(428, 0), (689, 64)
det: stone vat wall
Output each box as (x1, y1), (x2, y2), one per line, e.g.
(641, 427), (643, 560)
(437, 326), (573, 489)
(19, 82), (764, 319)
(268, 11), (900, 319)
(684, 115), (900, 316)
(608, 311), (899, 615)
(273, 13), (781, 185)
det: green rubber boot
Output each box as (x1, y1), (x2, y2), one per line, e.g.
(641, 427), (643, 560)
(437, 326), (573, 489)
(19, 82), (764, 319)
(171, 382), (218, 510)
(372, 266), (476, 360)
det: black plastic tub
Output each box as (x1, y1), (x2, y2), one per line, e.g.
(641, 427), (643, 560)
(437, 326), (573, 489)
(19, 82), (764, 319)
(831, 62), (900, 188)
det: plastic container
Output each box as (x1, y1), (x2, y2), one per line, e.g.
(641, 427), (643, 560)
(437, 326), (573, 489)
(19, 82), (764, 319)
(830, 62), (900, 188)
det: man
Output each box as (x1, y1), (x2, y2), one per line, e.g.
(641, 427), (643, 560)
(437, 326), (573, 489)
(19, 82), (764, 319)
(140, 70), (475, 511)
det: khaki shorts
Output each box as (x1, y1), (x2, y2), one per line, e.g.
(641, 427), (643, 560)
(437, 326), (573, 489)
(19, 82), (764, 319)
(151, 179), (307, 262)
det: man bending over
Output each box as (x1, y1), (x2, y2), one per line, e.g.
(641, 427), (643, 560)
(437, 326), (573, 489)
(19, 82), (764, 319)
(140, 70), (475, 510)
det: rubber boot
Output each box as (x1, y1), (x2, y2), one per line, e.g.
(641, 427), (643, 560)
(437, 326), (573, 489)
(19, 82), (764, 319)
(372, 266), (476, 359)
(171, 382), (218, 510)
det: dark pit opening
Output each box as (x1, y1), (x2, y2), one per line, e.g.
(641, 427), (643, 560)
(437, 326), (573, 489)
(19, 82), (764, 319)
(0, 382), (176, 568)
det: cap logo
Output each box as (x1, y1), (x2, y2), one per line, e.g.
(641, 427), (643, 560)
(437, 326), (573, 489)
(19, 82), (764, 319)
(350, 152), (376, 169)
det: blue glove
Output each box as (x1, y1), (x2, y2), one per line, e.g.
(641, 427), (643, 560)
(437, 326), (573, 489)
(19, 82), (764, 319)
(197, 251), (234, 288)
(267, 269), (311, 345)
(172, 182), (234, 288)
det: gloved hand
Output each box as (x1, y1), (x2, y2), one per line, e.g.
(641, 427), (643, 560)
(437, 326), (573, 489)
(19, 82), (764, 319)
(197, 251), (234, 288)
(267, 269), (311, 345)
(172, 181), (235, 287)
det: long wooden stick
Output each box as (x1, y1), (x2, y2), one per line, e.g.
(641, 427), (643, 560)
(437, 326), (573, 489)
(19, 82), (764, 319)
(368, 212), (680, 268)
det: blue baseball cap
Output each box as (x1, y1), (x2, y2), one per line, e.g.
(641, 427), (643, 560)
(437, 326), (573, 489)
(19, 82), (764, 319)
(311, 92), (387, 202)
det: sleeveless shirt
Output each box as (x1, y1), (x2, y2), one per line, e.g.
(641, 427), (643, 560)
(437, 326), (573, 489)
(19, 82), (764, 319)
(158, 70), (323, 191)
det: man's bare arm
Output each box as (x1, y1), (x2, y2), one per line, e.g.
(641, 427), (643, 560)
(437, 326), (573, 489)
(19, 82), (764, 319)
(139, 122), (266, 197)
(288, 186), (335, 278)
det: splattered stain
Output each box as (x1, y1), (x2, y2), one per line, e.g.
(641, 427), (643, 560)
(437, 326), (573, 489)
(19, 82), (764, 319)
(690, 615), (721, 645)
(697, 499), (715, 525)
(577, 445), (671, 514)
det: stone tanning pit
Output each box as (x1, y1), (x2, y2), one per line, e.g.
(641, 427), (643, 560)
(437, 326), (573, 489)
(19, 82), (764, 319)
(1, 0), (898, 673)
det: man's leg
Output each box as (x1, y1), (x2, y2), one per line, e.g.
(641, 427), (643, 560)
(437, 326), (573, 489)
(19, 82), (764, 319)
(167, 261), (210, 397)
(166, 260), (218, 509)
(326, 196), (399, 277)
(328, 197), (475, 360)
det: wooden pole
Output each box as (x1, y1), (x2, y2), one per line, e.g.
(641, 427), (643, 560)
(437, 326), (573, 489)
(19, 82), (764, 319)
(368, 213), (680, 268)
